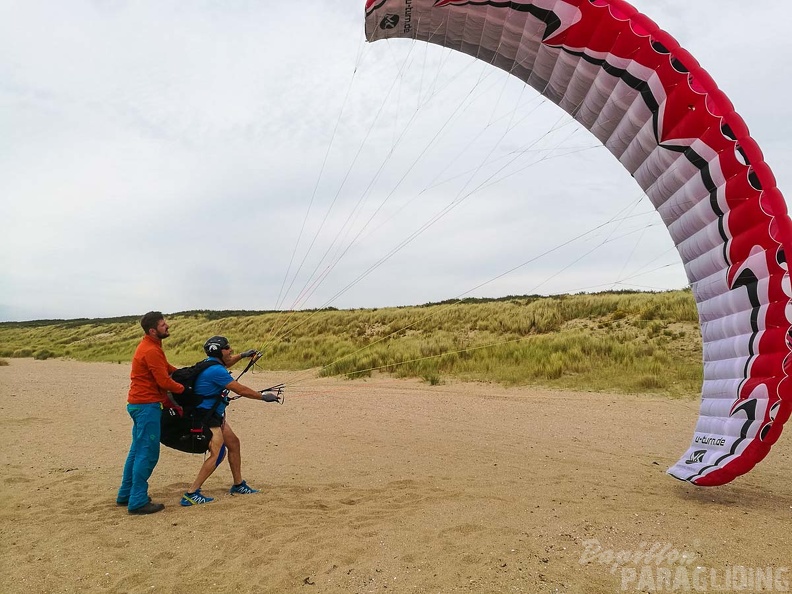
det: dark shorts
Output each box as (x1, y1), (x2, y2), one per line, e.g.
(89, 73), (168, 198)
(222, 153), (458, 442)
(205, 413), (225, 428)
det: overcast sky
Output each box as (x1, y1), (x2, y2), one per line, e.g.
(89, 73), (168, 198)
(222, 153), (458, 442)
(2, 1), (791, 322)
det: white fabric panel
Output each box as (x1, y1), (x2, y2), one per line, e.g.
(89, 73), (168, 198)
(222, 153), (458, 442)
(684, 242), (730, 285)
(459, 6), (486, 59)
(634, 144), (686, 198)
(480, 5), (506, 55)
(693, 255), (770, 303)
(658, 171), (717, 229)
(676, 218), (727, 265)
(696, 284), (768, 325)
(449, 9), (470, 50)
(527, 43), (558, 93)
(703, 332), (760, 363)
(699, 395), (771, 424)
(700, 384), (769, 425)
(693, 384), (770, 430)
(513, 18), (545, 74)
(547, 47), (583, 107)
(703, 356), (751, 381)
(618, 117), (657, 178)
(644, 139), (721, 213)
(666, 189), (727, 247)
(651, 159), (707, 228)
(701, 310), (765, 342)
(590, 79), (637, 146)
(610, 72), (663, 167)
(603, 91), (653, 160)
(701, 378), (745, 399)
(699, 397), (739, 419)
(691, 269), (732, 308)
(570, 60), (611, 131)
(693, 417), (753, 440)
(490, 9), (518, 67)
(604, 90), (652, 161)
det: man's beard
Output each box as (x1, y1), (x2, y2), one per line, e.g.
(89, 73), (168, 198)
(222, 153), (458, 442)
(156, 329), (170, 339)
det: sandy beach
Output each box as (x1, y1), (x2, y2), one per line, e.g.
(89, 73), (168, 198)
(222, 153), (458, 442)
(1, 358), (790, 593)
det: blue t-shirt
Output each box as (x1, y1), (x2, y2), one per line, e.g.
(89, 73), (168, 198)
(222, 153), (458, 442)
(194, 358), (234, 416)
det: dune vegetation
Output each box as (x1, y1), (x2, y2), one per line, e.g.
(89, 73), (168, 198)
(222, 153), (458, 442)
(0, 289), (702, 397)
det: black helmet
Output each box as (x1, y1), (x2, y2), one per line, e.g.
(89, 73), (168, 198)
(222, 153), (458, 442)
(204, 335), (230, 358)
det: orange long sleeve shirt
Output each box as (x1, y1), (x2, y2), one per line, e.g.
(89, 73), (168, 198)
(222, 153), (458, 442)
(128, 334), (184, 404)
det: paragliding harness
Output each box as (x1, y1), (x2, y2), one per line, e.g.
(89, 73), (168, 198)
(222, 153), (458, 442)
(160, 359), (227, 454)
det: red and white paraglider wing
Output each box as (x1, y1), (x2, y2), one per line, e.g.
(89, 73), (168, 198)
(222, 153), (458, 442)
(365, 0), (792, 485)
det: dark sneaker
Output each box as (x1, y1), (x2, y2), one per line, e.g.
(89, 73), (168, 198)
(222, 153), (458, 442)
(229, 480), (260, 495)
(128, 502), (165, 515)
(117, 496), (151, 507)
(180, 489), (214, 506)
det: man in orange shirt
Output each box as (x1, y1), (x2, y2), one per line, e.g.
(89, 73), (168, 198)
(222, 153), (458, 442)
(117, 311), (184, 515)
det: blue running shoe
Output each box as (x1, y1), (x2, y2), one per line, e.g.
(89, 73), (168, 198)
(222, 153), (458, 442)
(180, 489), (214, 506)
(229, 480), (260, 495)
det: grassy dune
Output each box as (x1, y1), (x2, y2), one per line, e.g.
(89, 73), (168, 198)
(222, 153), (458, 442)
(0, 290), (702, 397)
